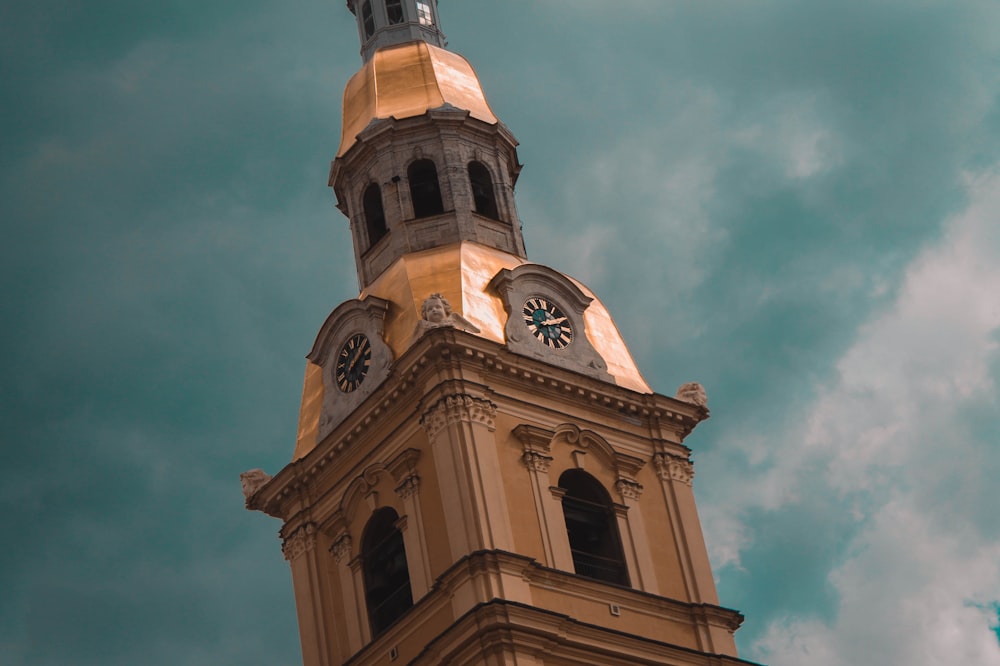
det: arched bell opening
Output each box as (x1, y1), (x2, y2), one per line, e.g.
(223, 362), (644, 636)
(558, 469), (630, 587)
(361, 507), (414, 637)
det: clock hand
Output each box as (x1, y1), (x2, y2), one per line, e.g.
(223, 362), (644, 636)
(348, 348), (362, 374)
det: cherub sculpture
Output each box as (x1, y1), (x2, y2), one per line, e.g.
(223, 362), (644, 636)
(675, 382), (708, 408)
(240, 468), (272, 501)
(411, 292), (480, 343)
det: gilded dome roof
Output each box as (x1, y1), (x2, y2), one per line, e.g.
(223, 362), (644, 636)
(293, 243), (652, 460)
(337, 41), (499, 157)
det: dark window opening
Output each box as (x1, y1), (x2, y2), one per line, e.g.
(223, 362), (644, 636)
(408, 159), (444, 218)
(386, 0), (404, 24)
(363, 183), (388, 247)
(361, 1), (376, 38)
(468, 161), (499, 219)
(559, 470), (630, 587)
(362, 508), (413, 637)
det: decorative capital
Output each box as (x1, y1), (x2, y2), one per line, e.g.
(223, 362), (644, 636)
(522, 450), (553, 474)
(330, 533), (353, 564)
(616, 478), (643, 501)
(282, 523), (318, 562)
(395, 474), (421, 500)
(421, 394), (496, 440)
(655, 452), (695, 486)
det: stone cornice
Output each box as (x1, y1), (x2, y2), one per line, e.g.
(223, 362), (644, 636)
(338, 549), (753, 666)
(247, 329), (706, 522)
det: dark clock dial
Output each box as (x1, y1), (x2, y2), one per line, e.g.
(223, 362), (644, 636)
(522, 297), (573, 349)
(335, 333), (372, 392)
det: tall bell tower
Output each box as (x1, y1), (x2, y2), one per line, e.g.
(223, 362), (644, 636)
(244, 3), (754, 665)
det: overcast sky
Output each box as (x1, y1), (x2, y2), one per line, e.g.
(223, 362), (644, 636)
(3, 1), (1000, 664)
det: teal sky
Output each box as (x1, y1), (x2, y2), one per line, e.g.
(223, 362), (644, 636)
(3, 1), (1000, 664)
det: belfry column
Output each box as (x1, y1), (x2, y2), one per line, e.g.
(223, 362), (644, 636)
(393, 473), (432, 598)
(653, 452), (716, 603)
(514, 424), (574, 571)
(281, 524), (333, 666)
(420, 394), (515, 561)
(615, 479), (660, 594)
(330, 534), (365, 656)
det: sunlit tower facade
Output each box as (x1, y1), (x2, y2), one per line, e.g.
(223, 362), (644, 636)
(243, 2), (753, 664)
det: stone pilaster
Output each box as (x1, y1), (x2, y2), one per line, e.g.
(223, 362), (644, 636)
(394, 473), (432, 598)
(329, 533), (364, 654)
(282, 523), (333, 666)
(421, 394), (513, 560)
(653, 452), (717, 607)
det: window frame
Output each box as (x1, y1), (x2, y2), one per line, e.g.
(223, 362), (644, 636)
(407, 158), (445, 218)
(361, 507), (414, 637)
(467, 161), (500, 220)
(362, 182), (388, 248)
(558, 470), (630, 587)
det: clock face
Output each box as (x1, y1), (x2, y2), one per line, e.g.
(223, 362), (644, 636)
(335, 333), (372, 392)
(522, 297), (573, 349)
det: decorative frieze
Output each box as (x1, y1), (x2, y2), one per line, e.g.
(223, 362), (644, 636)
(654, 452), (695, 486)
(420, 394), (497, 440)
(282, 523), (318, 562)
(330, 533), (353, 564)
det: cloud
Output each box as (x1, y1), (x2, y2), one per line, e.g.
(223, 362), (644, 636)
(705, 167), (1000, 662)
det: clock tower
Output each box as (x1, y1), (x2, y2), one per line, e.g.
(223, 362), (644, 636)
(243, 2), (754, 665)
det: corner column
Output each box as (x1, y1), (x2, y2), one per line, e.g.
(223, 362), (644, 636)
(654, 452), (715, 603)
(421, 394), (514, 561)
(282, 523), (333, 666)
(330, 533), (365, 655)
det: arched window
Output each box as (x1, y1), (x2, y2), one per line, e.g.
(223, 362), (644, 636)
(468, 161), (499, 219)
(558, 470), (629, 586)
(385, 0), (404, 24)
(415, 1), (435, 26)
(362, 508), (413, 636)
(408, 159), (444, 218)
(361, 1), (376, 39)
(363, 183), (387, 246)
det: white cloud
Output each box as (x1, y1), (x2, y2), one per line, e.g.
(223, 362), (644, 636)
(755, 499), (1000, 666)
(731, 92), (843, 181)
(705, 167), (1000, 663)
